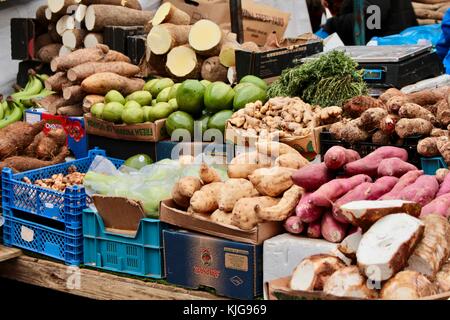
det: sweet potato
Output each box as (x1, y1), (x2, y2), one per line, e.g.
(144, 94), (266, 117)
(344, 146), (408, 177)
(231, 196), (279, 230)
(172, 176), (203, 209)
(296, 193), (324, 223)
(256, 185), (303, 222)
(395, 118), (433, 139)
(284, 216), (305, 234)
(249, 167), (295, 197)
(417, 137), (440, 157)
(292, 163), (334, 191)
(309, 174), (372, 207)
(398, 175), (439, 206)
(190, 182), (224, 214)
(199, 163), (221, 184)
(436, 172), (450, 197)
(321, 211), (348, 243)
(380, 170), (424, 200)
(307, 220), (322, 238)
(218, 179), (258, 212)
(255, 141), (300, 158)
(324, 146), (360, 170)
(81, 72), (145, 95)
(377, 158), (418, 177)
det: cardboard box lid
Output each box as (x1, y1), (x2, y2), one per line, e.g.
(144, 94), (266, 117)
(160, 199), (283, 245)
(93, 195), (145, 236)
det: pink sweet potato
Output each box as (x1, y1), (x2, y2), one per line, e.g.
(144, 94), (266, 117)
(420, 193), (450, 218)
(292, 163), (335, 192)
(344, 146), (408, 177)
(309, 174), (372, 207)
(307, 220), (322, 238)
(377, 158), (418, 177)
(379, 170), (424, 200)
(284, 216), (305, 234)
(324, 146), (361, 170)
(436, 173), (450, 197)
(321, 211), (348, 243)
(296, 193), (324, 223)
(398, 175), (439, 206)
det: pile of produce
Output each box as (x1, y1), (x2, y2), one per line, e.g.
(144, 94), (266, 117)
(35, 44), (141, 116)
(288, 210), (450, 299)
(227, 96), (342, 139)
(286, 145), (450, 242)
(412, 1), (450, 25)
(267, 51), (367, 107)
(35, 1), (152, 60)
(0, 121), (69, 172)
(170, 141), (310, 230)
(22, 165), (84, 192)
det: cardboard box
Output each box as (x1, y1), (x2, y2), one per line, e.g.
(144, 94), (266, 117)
(225, 125), (328, 161)
(163, 229), (262, 299)
(103, 26), (145, 55)
(84, 114), (167, 142)
(160, 199), (283, 245)
(25, 109), (88, 159)
(263, 234), (338, 299)
(155, 140), (234, 162)
(235, 39), (323, 82)
(266, 277), (450, 300)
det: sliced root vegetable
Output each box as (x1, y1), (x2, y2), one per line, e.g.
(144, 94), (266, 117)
(67, 61), (140, 82)
(62, 85), (84, 102)
(323, 266), (378, 299)
(435, 261), (450, 293)
(321, 212), (348, 243)
(188, 19), (223, 57)
(381, 270), (437, 300)
(407, 214), (450, 279)
(56, 14), (75, 35)
(338, 228), (362, 260)
(44, 72), (72, 91)
(62, 29), (87, 49)
(255, 185), (303, 222)
(152, 2), (190, 26)
(51, 44), (109, 72)
(227, 66), (237, 85)
(357, 213), (424, 282)
(166, 45), (201, 80)
(37, 43), (62, 63)
(74, 4), (87, 22)
(147, 24), (191, 55)
(290, 254), (346, 291)
(34, 95), (66, 112)
(219, 42), (239, 67)
(85, 5), (153, 32)
(48, 0), (81, 13)
(59, 45), (73, 57)
(201, 56), (228, 82)
(83, 33), (103, 48)
(66, 4), (79, 15)
(340, 200), (421, 230)
(56, 103), (83, 116)
(81, 72), (145, 95)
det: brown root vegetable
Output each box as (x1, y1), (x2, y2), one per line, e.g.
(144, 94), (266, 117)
(0, 121), (45, 160)
(82, 95), (104, 113)
(255, 185), (303, 222)
(255, 141), (301, 158)
(151, 2), (190, 26)
(343, 96), (385, 117)
(172, 176), (203, 209)
(147, 24), (191, 55)
(57, 104), (83, 116)
(249, 167), (296, 197)
(357, 213), (424, 282)
(340, 119), (369, 144)
(44, 72), (72, 92)
(329, 119), (349, 140)
(34, 129), (67, 160)
(381, 271), (437, 300)
(199, 163), (221, 184)
(318, 106), (343, 125)
(436, 168), (450, 184)
(35, 5), (48, 25)
(307, 220), (322, 238)
(377, 157), (418, 177)
(323, 266), (378, 299)
(418, 137), (439, 157)
(274, 152), (309, 170)
(399, 103), (437, 124)
(290, 254), (346, 291)
(227, 151), (272, 179)
(62, 85), (84, 102)
(386, 95), (408, 114)
(48, 0), (81, 13)
(188, 19), (223, 57)
(321, 211), (348, 243)
(59, 45), (73, 57)
(88, 0), (142, 10)
(379, 114), (400, 134)
(0, 146), (70, 172)
(435, 261), (450, 293)
(81, 72), (144, 95)
(48, 23), (62, 42)
(231, 196), (279, 230)
(379, 88), (404, 103)
(218, 178), (258, 212)
(395, 118), (433, 139)
(166, 45), (201, 80)
(210, 209), (233, 226)
(292, 163), (335, 192)
(190, 182), (224, 214)
(102, 49), (131, 63)
(201, 56), (228, 82)
(436, 99), (450, 126)
(437, 135), (450, 165)
(431, 128), (449, 137)
(35, 34), (53, 52)
(34, 95), (66, 112)
(407, 90), (443, 106)
(360, 107), (388, 130)
(50, 44), (109, 72)
(55, 14), (75, 36)
(407, 214), (450, 279)
(67, 61), (140, 82)
(324, 146), (360, 170)
(84, 5), (154, 32)
(37, 43), (63, 63)
(372, 130), (391, 144)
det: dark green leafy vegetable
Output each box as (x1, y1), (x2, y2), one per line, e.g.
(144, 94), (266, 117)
(267, 51), (367, 107)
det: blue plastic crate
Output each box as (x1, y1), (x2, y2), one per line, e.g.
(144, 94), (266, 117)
(2, 149), (123, 225)
(83, 209), (165, 279)
(3, 212), (83, 265)
(421, 157), (448, 175)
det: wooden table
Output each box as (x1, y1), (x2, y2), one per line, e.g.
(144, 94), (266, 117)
(0, 255), (223, 300)
(0, 245), (21, 263)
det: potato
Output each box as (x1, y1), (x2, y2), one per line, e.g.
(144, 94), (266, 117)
(249, 166), (296, 197)
(172, 176), (203, 209)
(218, 179), (259, 212)
(231, 196), (280, 230)
(190, 182), (224, 214)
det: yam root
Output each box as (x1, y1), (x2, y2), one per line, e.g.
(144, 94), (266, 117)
(147, 24), (191, 55)
(435, 261), (450, 293)
(50, 44), (109, 72)
(323, 266), (378, 299)
(399, 103), (437, 124)
(81, 72), (145, 95)
(88, 0), (142, 10)
(231, 196), (279, 230)
(0, 146), (70, 172)
(274, 152), (309, 169)
(218, 178), (259, 212)
(172, 176), (203, 209)
(437, 99), (450, 126)
(340, 119), (369, 144)
(84, 33), (103, 48)
(67, 61), (140, 82)
(188, 19), (223, 57)
(360, 107), (388, 131)
(381, 271), (437, 300)
(35, 34), (53, 52)
(190, 182), (224, 214)
(0, 121), (45, 160)
(62, 85), (84, 102)
(201, 56), (228, 82)
(343, 96), (384, 117)
(255, 185), (303, 221)
(435, 168), (450, 184)
(227, 151), (272, 179)
(379, 88), (404, 103)
(437, 136), (450, 166)
(82, 95), (104, 113)
(249, 166), (296, 197)
(255, 141), (299, 158)
(45, 72), (72, 92)
(386, 95), (408, 114)
(62, 29), (88, 49)
(379, 114), (400, 134)
(372, 130), (391, 145)
(151, 2), (190, 26)
(199, 163), (221, 184)
(57, 104), (83, 116)
(166, 45), (201, 80)
(418, 137), (440, 157)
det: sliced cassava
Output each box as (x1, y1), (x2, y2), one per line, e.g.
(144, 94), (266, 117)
(166, 45), (201, 80)
(62, 29), (87, 49)
(58, 45), (73, 57)
(290, 254), (346, 291)
(152, 2), (190, 26)
(48, 0), (81, 13)
(188, 19), (223, 57)
(323, 266), (378, 299)
(407, 214), (450, 279)
(56, 14), (75, 35)
(147, 24), (191, 55)
(357, 214), (424, 282)
(340, 200), (421, 230)
(74, 4), (87, 22)
(338, 228), (362, 260)
(84, 33), (103, 48)
(85, 5), (153, 32)
(381, 270), (438, 300)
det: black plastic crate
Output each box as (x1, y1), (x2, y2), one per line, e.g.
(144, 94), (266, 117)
(319, 131), (422, 169)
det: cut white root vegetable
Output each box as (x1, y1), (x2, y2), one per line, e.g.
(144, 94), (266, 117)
(74, 4), (87, 23)
(189, 19), (223, 56)
(338, 229), (362, 260)
(407, 214), (450, 279)
(152, 2), (191, 26)
(357, 213), (424, 282)
(166, 46), (200, 79)
(66, 4), (78, 14)
(219, 42), (239, 67)
(45, 7), (53, 20)
(48, 0), (81, 13)
(83, 33), (103, 48)
(340, 200), (421, 230)
(62, 29), (87, 49)
(147, 24), (191, 55)
(227, 66), (237, 85)
(59, 45), (73, 57)
(381, 270), (437, 300)
(323, 266), (378, 299)
(290, 254), (345, 291)
(56, 15), (75, 35)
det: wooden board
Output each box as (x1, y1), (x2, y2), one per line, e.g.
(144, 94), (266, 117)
(0, 256), (225, 300)
(0, 245), (21, 263)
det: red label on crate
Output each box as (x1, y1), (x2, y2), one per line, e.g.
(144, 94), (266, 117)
(41, 114), (85, 143)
